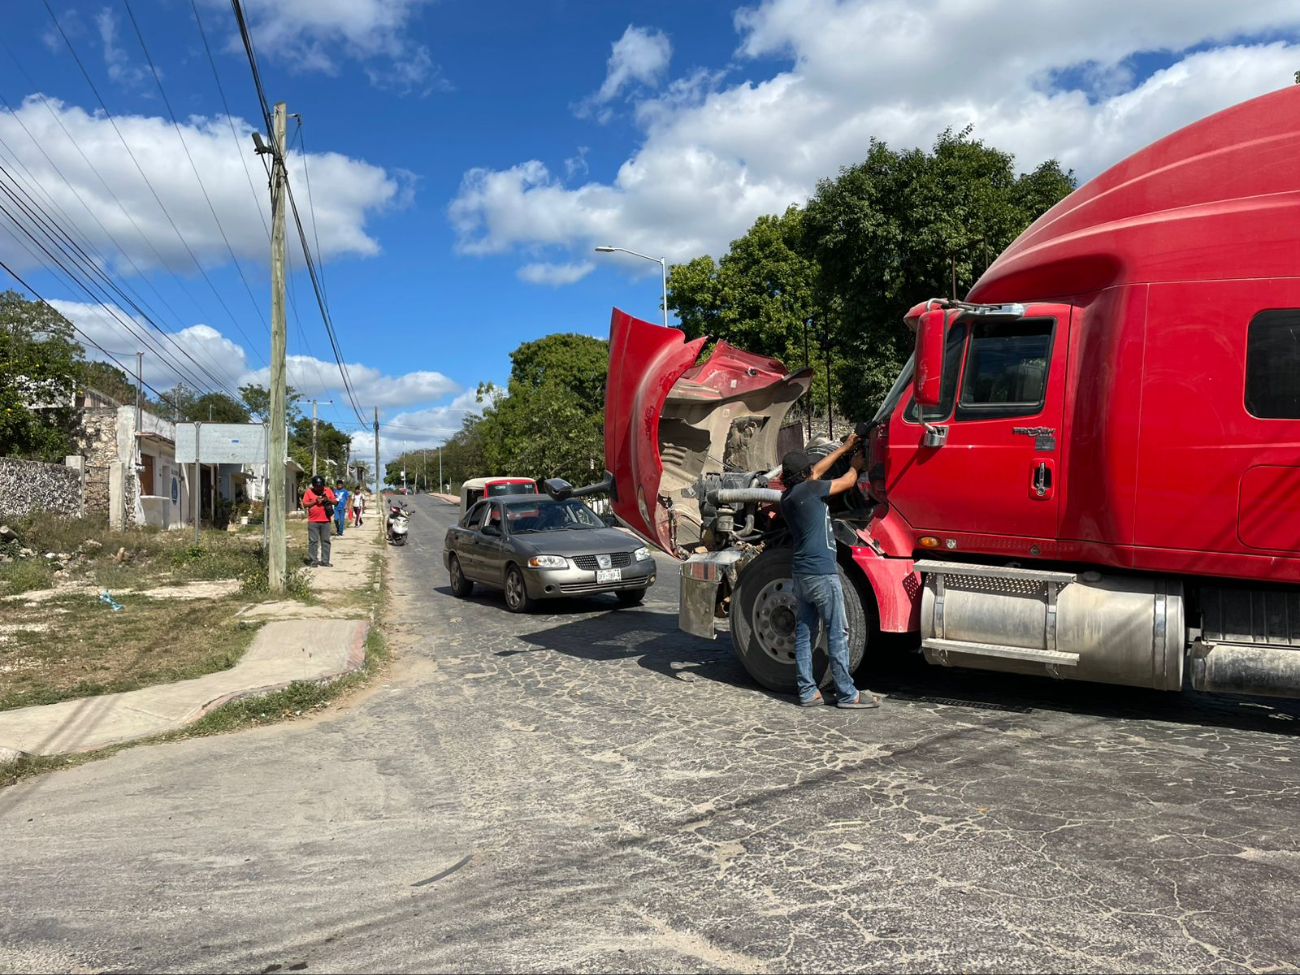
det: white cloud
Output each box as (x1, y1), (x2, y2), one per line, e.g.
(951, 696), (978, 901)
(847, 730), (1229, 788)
(48, 299), (457, 415)
(95, 8), (151, 89)
(450, 0), (1300, 272)
(0, 96), (406, 276)
(350, 388), (486, 461)
(577, 25), (673, 120)
(517, 261), (596, 287)
(217, 0), (443, 94)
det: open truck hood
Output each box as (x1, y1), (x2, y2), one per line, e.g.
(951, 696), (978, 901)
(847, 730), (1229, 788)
(605, 308), (812, 554)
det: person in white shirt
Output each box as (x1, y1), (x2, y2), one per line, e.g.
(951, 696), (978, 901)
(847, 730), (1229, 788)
(353, 490), (365, 527)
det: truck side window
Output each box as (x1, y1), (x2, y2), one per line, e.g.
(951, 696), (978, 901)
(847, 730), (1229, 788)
(1245, 309), (1300, 419)
(903, 322), (968, 423)
(956, 318), (1054, 420)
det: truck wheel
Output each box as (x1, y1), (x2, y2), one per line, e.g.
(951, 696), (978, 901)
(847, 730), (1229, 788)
(729, 547), (868, 693)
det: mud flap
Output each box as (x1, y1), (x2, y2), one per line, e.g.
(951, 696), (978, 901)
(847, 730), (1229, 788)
(679, 550), (747, 639)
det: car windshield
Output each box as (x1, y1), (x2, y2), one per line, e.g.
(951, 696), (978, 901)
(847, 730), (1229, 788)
(505, 500), (604, 533)
(872, 352), (916, 424)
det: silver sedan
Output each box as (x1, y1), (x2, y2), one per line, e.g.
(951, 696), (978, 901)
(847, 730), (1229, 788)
(444, 496), (656, 612)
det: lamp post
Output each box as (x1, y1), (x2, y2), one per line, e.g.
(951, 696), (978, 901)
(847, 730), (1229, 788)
(594, 245), (668, 327)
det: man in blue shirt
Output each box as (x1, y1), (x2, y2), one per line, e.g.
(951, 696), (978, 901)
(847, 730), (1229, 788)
(333, 479), (350, 536)
(779, 434), (880, 709)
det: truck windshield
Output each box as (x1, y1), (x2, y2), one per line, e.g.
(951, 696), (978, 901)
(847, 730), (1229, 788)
(872, 354), (915, 424)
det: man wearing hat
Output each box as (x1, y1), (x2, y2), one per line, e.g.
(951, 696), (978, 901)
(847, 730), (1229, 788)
(779, 433), (881, 710)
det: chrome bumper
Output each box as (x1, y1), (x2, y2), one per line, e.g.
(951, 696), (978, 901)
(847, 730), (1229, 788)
(525, 560), (656, 598)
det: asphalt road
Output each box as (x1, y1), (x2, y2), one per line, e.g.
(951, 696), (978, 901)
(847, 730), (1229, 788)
(3, 494), (1299, 974)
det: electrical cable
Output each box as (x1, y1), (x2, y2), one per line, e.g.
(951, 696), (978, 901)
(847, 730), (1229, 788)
(41, 0), (267, 367)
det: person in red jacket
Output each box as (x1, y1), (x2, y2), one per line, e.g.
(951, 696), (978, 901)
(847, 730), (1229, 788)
(302, 474), (336, 567)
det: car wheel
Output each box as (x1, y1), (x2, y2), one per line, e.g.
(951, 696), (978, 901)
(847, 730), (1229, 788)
(449, 554), (473, 597)
(728, 546), (868, 693)
(616, 588), (647, 606)
(504, 565), (535, 613)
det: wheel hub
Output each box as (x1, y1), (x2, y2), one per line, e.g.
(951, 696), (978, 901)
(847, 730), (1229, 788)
(753, 579), (799, 663)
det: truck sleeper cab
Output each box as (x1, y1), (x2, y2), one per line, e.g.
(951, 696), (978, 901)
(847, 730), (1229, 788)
(599, 85), (1300, 703)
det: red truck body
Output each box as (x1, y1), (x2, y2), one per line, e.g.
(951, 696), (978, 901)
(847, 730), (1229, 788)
(601, 86), (1300, 702)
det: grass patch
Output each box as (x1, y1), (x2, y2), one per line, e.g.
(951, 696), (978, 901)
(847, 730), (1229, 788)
(0, 619), (390, 791)
(0, 594), (262, 712)
(0, 557), (55, 595)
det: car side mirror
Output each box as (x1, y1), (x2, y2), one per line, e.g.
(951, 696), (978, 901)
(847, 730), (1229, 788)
(544, 478), (574, 501)
(482, 523), (501, 537)
(912, 308), (945, 408)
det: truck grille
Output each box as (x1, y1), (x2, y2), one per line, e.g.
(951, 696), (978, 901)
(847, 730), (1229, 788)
(572, 552), (631, 571)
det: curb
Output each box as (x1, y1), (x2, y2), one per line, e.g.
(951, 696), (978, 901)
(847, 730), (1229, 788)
(0, 621), (371, 762)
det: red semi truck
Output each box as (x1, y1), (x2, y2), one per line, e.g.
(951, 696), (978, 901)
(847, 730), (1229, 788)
(590, 85), (1300, 701)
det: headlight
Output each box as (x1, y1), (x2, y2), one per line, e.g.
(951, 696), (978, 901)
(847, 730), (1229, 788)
(634, 546), (652, 562)
(528, 555), (568, 569)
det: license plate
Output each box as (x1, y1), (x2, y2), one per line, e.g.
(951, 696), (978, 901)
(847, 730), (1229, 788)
(597, 568), (622, 583)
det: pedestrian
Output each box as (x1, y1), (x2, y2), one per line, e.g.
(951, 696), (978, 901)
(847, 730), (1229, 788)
(333, 479), (350, 537)
(779, 433), (881, 710)
(353, 489), (365, 528)
(302, 475), (336, 567)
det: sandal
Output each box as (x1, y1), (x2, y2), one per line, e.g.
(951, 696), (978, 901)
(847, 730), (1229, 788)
(799, 691), (826, 707)
(836, 691), (881, 710)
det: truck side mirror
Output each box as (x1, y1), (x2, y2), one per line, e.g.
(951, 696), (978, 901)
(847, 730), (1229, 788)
(544, 478), (574, 501)
(913, 309), (945, 408)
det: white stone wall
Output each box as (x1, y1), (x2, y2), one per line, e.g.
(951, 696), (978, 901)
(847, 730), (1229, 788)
(0, 458), (83, 518)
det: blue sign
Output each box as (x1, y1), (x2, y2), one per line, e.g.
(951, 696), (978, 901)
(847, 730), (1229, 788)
(171, 476), (180, 504)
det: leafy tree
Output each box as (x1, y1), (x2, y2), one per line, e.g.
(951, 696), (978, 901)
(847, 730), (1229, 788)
(802, 128), (1075, 412)
(476, 334), (607, 485)
(290, 415), (350, 477)
(187, 391), (251, 424)
(239, 382), (303, 424)
(0, 289), (81, 460)
(668, 205), (834, 415)
(77, 360), (144, 409)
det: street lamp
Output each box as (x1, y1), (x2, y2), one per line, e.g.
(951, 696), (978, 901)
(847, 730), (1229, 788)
(595, 245), (668, 327)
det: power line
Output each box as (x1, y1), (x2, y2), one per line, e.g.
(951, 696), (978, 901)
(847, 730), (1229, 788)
(228, 0), (366, 425)
(0, 188), (242, 399)
(189, 0), (271, 244)
(0, 256), (173, 402)
(40, 0), (267, 368)
(295, 117), (330, 307)
(121, 0), (270, 340)
(0, 53), (251, 387)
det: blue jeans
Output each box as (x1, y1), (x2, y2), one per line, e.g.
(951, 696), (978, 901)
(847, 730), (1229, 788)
(793, 572), (858, 704)
(334, 510), (346, 535)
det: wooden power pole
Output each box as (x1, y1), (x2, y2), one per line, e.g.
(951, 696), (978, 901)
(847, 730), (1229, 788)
(374, 408), (382, 542)
(266, 101), (289, 592)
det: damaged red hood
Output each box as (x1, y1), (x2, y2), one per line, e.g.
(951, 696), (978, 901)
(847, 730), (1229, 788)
(604, 308), (811, 554)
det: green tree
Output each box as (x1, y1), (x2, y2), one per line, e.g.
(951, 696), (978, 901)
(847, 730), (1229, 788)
(239, 382), (303, 424)
(187, 391), (251, 424)
(802, 128), (1075, 412)
(668, 205), (833, 415)
(290, 416), (351, 477)
(0, 290), (81, 460)
(476, 334), (607, 485)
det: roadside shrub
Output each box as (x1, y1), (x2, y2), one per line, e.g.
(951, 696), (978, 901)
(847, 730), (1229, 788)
(0, 558), (55, 595)
(240, 553), (313, 601)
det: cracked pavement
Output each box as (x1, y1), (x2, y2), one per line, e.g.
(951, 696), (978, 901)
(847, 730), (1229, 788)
(2, 495), (1299, 974)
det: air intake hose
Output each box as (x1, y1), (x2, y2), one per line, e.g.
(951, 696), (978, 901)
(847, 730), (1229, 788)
(707, 488), (783, 506)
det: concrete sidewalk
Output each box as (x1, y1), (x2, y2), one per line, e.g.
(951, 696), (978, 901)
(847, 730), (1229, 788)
(0, 619), (368, 759)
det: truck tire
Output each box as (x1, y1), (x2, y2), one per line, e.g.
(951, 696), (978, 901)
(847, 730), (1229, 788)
(729, 546), (868, 693)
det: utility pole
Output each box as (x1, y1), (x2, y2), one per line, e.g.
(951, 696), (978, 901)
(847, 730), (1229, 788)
(134, 352), (143, 432)
(373, 407), (382, 542)
(438, 447), (442, 495)
(265, 101), (289, 593)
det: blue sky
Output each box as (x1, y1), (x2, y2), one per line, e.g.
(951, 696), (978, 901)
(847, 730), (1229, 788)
(1, 0), (1297, 459)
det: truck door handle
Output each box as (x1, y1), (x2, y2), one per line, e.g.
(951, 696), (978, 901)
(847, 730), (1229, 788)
(1031, 460), (1054, 500)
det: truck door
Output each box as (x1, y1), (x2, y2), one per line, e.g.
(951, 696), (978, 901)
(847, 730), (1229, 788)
(887, 304), (1071, 545)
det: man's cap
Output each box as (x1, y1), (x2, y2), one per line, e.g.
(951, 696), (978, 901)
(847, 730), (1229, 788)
(781, 449), (813, 476)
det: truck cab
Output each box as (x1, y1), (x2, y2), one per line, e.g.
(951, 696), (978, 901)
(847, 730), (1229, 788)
(597, 85), (1300, 703)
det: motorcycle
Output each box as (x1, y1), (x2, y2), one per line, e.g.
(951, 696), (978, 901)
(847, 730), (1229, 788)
(386, 502), (410, 546)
